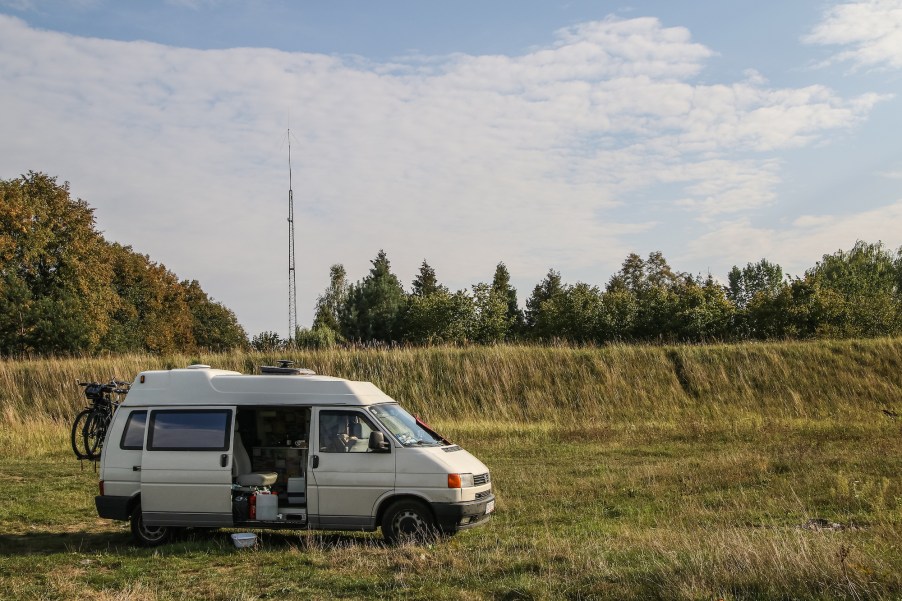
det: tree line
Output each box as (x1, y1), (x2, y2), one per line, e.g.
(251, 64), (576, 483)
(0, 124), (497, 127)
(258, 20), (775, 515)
(0, 172), (247, 355)
(255, 241), (902, 349)
(4, 172), (900, 356)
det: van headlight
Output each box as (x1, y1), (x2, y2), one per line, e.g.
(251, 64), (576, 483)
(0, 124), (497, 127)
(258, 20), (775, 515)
(447, 473), (475, 488)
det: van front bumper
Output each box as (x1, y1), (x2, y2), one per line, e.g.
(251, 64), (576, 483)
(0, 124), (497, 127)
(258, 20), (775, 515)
(95, 495), (131, 521)
(431, 495), (495, 533)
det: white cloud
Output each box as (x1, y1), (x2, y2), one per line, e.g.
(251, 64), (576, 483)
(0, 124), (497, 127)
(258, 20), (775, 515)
(805, 0), (902, 70)
(684, 199), (902, 277)
(0, 14), (887, 334)
(672, 159), (782, 217)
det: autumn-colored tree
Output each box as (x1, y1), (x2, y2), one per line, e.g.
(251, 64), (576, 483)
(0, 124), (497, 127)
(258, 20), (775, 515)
(0, 173), (247, 355)
(182, 279), (248, 351)
(0, 172), (114, 354)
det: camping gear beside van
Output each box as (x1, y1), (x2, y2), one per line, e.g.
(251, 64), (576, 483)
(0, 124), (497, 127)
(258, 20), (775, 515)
(94, 364), (494, 546)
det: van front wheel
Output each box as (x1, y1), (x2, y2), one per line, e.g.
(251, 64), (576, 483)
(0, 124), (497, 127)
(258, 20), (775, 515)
(381, 499), (437, 544)
(130, 506), (171, 547)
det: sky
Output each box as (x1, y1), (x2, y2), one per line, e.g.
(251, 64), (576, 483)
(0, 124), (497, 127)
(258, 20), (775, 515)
(2, 0), (902, 338)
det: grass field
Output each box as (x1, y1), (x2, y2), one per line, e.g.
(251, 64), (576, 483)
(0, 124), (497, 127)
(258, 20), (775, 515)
(0, 340), (900, 599)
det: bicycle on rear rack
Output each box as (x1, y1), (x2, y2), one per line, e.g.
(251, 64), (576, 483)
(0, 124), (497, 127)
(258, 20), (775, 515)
(70, 380), (130, 461)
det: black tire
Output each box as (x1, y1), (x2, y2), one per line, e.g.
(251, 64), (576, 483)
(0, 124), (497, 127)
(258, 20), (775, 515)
(82, 410), (107, 460)
(130, 505), (172, 547)
(381, 499), (437, 544)
(70, 409), (92, 459)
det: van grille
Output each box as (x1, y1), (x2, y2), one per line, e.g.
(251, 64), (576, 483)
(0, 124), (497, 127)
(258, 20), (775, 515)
(475, 490), (492, 501)
(474, 473), (490, 486)
(442, 445), (462, 453)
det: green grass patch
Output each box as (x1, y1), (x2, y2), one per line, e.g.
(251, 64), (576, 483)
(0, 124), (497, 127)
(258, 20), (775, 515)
(0, 417), (899, 600)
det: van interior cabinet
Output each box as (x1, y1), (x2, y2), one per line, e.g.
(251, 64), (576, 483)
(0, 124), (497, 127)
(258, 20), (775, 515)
(252, 447), (305, 483)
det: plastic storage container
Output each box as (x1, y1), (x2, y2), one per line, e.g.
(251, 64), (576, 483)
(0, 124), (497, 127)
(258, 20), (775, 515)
(255, 492), (278, 521)
(231, 533), (257, 548)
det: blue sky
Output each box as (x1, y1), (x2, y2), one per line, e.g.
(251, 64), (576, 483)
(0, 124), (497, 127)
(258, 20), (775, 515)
(2, 1), (901, 337)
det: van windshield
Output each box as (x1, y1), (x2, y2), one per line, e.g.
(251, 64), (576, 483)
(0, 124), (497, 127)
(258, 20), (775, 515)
(369, 404), (445, 447)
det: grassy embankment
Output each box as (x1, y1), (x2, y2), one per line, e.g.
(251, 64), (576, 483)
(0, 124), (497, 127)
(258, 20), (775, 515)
(0, 339), (900, 600)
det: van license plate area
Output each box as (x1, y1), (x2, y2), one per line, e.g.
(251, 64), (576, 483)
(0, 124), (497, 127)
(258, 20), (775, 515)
(485, 500), (495, 514)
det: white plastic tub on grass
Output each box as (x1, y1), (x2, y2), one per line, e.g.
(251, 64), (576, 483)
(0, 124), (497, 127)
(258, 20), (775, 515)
(231, 533), (257, 548)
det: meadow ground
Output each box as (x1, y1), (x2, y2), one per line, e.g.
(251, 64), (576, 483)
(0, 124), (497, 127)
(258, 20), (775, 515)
(0, 341), (900, 599)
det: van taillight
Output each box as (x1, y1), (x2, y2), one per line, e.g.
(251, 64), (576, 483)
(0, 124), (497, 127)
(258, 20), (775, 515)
(99, 480), (104, 496)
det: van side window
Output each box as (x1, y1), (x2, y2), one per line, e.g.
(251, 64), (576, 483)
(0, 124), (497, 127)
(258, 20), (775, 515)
(120, 410), (147, 450)
(319, 411), (378, 453)
(148, 410), (232, 451)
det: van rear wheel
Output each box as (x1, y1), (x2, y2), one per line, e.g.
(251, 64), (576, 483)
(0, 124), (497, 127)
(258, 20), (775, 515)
(381, 499), (437, 544)
(130, 505), (171, 547)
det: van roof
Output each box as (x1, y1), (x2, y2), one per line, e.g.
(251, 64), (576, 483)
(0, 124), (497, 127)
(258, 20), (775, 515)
(121, 367), (396, 407)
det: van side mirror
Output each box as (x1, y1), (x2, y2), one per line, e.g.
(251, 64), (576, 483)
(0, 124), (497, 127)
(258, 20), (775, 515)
(368, 431), (390, 452)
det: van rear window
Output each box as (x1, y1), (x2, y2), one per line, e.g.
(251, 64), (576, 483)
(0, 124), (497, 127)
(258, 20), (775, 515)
(120, 410), (147, 450)
(148, 410), (232, 451)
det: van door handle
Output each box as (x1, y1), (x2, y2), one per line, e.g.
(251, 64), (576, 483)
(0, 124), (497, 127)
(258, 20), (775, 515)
(220, 454), (229, 468)
(132, 465), (141, 472)
(311, 455), (319, 469)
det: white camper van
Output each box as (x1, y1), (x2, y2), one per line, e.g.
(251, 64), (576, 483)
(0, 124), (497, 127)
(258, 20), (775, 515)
(94, 364), (494, 546)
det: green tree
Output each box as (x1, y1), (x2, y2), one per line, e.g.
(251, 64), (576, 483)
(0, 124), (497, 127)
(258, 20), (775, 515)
(403, 289), (474, 344)
(727, 259), (785, 309)
(313, 264), (348, 336)
(340, 250), (406, 343)
(671, 274), (735, 341)
(742, 283), (798, 339)
(292, 325), (339, 349)
(604, 251), (681, 340)
(597, 287), (639, 341)
(491, 262), (524, 337)
(525, 269), (564, 336)
(251, 330), (282, 351)
(800, 241), (902, 337)
(537, 282), (602, 342)
(470, 282), (510, 344)
(727, 259), (786, 338)
(411, 260), (445, 297)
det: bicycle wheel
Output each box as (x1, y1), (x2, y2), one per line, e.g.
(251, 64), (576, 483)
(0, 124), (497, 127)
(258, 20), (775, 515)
(82, 410), (108, 460)
(70, 408), (93, 459)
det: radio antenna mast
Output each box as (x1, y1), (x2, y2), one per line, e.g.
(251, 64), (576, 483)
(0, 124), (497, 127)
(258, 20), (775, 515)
(287, 128), (298, 341)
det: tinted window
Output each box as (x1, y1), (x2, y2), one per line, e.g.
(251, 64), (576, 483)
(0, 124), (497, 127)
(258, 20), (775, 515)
(120, 410), (147, 450)
(148, 410), (232, 451)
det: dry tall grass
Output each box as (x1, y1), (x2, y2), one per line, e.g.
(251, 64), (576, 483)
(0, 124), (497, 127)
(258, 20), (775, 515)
(1, 338), (899, 425)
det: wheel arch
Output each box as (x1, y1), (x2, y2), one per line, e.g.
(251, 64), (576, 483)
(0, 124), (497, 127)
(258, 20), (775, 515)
(375, 493), (436, 527)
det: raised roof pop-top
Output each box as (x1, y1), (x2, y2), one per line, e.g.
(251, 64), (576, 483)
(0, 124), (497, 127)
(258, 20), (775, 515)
(122, 365), (394, 408)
